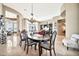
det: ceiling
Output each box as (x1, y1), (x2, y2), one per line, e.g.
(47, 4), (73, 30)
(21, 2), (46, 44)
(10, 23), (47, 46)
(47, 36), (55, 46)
(4, 3), (63, 21)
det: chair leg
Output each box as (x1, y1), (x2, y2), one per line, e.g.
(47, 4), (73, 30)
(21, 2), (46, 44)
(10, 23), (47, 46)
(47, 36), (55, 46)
(53, 48), (56, 56)
(19, 40), (22, 47)
(26, 45), (29, 54)
(34, 44), (37, 50)
(67, 47), (69, 50)
(46, 50), (47, 56)
(50, 50), (52, 56)
(24, 44), (26, 51)
(40, 47), (42, 55)
(24, 40), (27, 51)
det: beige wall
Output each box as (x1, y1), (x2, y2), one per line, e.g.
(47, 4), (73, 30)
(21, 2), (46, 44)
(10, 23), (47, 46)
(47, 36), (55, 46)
(61, 3), (79, 39)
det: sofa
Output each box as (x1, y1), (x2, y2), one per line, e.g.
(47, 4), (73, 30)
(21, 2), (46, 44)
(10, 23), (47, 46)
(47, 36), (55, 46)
(62, 34), (79, 50)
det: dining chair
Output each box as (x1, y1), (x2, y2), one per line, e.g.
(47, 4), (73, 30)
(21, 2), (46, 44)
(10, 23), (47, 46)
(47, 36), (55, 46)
(19, 31), (26, 47)
(19, 30), (37, 54)
(40, 31), (57, 56)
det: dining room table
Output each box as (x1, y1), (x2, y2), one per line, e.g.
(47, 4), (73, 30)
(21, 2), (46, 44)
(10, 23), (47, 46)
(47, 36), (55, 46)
(28, 34), (50, 56)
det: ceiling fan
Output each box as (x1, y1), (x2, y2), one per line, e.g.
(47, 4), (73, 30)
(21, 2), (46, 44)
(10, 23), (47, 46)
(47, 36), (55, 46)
(24, 3), (39, 23)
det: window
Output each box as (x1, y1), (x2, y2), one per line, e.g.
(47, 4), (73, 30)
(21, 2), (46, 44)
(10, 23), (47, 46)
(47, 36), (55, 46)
(29, 24), (36, 33)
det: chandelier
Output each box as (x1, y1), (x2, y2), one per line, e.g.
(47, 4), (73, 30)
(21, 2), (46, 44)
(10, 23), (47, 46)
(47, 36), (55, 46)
(24, 3), (39, 23)
(30, 3), (34, 23)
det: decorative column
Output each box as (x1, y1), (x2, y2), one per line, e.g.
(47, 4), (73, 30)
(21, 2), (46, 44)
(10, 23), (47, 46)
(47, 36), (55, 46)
(17, 15), (19, 33)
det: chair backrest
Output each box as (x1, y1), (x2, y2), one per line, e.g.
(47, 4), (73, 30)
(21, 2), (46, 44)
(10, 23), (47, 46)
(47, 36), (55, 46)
(50, 31), (57, 47)
(20, 31), (28, 41)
